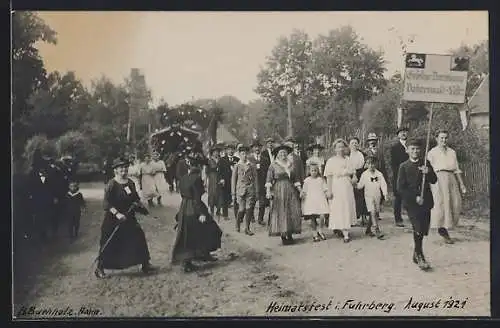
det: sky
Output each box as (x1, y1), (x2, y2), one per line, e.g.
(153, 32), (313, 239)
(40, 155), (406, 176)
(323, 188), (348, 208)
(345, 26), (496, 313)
(35, 11), (488, 106)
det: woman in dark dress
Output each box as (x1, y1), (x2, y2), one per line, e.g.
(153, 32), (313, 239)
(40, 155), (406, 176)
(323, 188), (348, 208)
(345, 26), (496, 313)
(94, 158), (158, 278)
(171, 151), (222, 273)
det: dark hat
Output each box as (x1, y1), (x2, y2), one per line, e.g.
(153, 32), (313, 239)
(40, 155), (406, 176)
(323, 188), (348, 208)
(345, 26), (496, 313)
(265, 137), (273, 143)
(112, 157), (130, 169)
(407, 138), (423, 147)
(209, 145), (222, 154)
(272, 144), (293, 156)
(397, 126), (409, 133)
(186, 151), (206, 165)
(251, 140), (262, 148)
(307, 143), (325, 151)
(238, 145), (250, 152)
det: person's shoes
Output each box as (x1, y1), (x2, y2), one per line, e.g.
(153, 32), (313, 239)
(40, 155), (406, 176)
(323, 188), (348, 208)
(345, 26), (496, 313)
(141, 263), (159, 274)
(375, 228), (385, 240)
(395, 222), (405, 227)
(318, 232), (327, 240)
(245, 229), (254, 236)
(258, 220), (265, 226)
(94, 267), (106, 279)
(183, 261), (197, 273)
(413, 253), (431, 271)
(197, 254), (218, 262)
(444, 237), (455, 244)
(365, 229), (375, 237)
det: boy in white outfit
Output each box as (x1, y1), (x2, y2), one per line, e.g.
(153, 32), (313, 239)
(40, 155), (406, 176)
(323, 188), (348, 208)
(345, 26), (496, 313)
(357, 156), (387, 239)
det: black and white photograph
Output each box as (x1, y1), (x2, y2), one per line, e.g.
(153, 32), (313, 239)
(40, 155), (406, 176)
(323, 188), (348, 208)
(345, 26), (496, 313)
(11, 11), (490, 318)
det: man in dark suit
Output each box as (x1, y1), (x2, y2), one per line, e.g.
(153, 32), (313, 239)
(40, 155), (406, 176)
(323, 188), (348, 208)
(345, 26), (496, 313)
(390, 126), (409, 227)
(286, 137), (306, 185)
(222, 143), (239, 217)
(249, 140), (270, 225)
(261, 137), (275, 164)
(397, 138), (437, 271)
(27, 158), (60, 242)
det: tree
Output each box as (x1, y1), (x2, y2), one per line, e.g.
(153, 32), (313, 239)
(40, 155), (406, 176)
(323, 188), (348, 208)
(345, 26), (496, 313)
(449, 40), (488, 98)
(12, 11), (57, 161)
(255, 26), (387, 143)
(24, 71), (89, 138)
(312, 26), (387, 123)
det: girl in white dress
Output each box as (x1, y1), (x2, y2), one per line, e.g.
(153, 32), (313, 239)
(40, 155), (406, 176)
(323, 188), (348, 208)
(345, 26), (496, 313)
(128, 155), (143, 200)
(301, 164), (329, 242)
(151, 152), (169, 206)
(324, 139), (357, 243)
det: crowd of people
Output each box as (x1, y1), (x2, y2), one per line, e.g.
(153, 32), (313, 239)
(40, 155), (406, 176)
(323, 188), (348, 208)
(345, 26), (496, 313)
(16, 126), (468, 276)
(94, 126), (467, 275)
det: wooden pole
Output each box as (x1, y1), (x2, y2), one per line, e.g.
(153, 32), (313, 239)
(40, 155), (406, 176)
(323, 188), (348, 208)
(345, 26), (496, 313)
(420, 102), (434, 199)
(287, 91), (293, 138)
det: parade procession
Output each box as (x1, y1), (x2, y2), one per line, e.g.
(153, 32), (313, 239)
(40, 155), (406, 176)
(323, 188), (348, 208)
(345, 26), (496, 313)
(12, 11), (490, 318)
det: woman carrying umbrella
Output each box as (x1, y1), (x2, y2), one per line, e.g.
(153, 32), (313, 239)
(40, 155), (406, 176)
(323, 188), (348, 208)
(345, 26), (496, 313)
(94, 157), (157, 278)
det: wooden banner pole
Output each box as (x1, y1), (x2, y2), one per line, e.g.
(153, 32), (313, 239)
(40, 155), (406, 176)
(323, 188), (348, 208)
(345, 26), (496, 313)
(420, 102), (434, 200)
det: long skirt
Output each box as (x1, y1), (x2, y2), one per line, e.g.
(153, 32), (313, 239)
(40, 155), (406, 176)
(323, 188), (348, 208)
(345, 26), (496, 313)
(98, 214), (150, 270)
(430, 171), (462, 229)
(153, 172), (169, 198)
(268, 179), (302, 236)
(207, 172), (223, 209)
(171, 199), (222, 264)
(328, 177), (357, 230)
(354, 169), (368, 217)
(141, 174), (158, 200)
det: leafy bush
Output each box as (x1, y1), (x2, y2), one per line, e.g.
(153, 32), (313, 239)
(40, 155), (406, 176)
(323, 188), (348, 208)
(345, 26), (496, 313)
(22, 134), (56, 173)
(54, 130), (91, 161)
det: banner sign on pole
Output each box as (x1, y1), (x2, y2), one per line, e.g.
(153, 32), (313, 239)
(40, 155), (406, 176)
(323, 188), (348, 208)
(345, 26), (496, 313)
(402, 53), (469, 104)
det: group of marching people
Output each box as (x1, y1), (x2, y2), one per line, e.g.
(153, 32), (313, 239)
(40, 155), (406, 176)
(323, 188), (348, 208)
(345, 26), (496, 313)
(94, 126), (467, 277)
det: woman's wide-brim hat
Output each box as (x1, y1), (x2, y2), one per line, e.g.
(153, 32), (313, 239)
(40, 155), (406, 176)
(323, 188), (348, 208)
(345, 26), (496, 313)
(307, 143), (325, 151)
(112, 157), (130, 169)
(272, 144), (293, 156)
(264, 137), (274, 143)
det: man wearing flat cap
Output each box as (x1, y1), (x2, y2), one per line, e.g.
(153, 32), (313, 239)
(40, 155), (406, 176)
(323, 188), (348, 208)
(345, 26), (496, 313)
(390, 126), (410, 227)
(396, 138), (437, 271)
(231, 145), (259, 235)
(364, 133), (388, 184)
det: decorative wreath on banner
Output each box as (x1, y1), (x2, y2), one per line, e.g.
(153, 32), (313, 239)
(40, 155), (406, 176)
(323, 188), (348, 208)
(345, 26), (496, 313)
(151, 104), (212, 158)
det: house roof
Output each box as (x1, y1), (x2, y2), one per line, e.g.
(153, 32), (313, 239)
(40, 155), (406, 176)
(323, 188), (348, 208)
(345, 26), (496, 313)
(468, 74), (489, 115)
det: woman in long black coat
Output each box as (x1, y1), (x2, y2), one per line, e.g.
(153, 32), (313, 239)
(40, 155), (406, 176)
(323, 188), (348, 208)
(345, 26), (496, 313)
(171, 152), (222, 273)
(94, 157), (158, 278)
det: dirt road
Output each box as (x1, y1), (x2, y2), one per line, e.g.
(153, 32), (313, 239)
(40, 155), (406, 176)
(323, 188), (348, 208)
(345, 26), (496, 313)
(13, 182), (490, 318)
